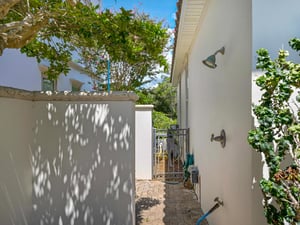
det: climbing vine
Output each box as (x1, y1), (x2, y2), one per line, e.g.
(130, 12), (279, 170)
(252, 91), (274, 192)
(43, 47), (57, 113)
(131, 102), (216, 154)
(248, 38), (300, 225)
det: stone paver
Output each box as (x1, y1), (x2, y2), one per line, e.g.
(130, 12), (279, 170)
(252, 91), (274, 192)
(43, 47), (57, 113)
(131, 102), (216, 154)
(136, 180), (209, 225)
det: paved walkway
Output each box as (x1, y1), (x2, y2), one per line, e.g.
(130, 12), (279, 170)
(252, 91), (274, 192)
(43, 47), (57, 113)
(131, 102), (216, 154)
(136, 180), (209, 225)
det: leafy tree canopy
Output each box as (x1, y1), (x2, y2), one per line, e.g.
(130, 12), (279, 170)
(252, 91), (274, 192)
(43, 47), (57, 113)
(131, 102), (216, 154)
(248, 37), (300, 225)
(152, 110), (176, 130)
(136, 76), (177, 129)
(77, 9), (169, 91)
(151, 76), (177, 119)
(1, 0), (100, 79)
(0, 0), (169, 85)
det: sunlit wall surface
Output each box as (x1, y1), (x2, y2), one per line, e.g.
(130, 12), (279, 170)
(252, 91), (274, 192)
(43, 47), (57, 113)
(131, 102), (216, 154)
(174, 0), (254, 225)
(135, 105), (153, 180)
(0, 87), (137, 225)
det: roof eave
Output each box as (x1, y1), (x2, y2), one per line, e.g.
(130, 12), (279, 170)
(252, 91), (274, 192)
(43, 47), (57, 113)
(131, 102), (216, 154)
(171, 0), (208, 86)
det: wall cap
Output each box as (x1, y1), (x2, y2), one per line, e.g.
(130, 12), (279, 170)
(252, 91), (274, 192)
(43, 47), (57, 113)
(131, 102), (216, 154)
(0, 86), (138, 102)
(135, 105), (154, 111)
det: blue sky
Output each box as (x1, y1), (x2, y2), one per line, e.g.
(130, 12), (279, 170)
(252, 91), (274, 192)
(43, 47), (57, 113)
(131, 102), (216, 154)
(101, 0), (178, 28)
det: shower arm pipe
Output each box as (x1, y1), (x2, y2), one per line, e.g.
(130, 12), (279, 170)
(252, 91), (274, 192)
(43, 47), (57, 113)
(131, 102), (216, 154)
(196, 197), (224, 225)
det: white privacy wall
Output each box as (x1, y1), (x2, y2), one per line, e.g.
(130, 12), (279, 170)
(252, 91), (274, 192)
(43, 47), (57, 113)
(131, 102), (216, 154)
(182, 1), (257, 225)
(0, 87), (137, 225)
(135, 105), (153, 180)
(0, 98), (33, 225)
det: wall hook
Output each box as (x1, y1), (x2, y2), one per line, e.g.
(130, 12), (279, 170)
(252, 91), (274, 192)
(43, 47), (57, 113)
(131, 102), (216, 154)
(211, 129), (226, 148)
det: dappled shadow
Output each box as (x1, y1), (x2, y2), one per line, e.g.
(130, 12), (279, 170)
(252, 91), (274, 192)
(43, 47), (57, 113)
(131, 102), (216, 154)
(163, 182), (208, 225)
(135, 180), (208, 225)
(135, 197), (160, 224)
(30, 101), (135, 225)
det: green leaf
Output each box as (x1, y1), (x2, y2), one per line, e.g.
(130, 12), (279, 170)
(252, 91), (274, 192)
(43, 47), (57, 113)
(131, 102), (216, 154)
(295, 148), (300, 159)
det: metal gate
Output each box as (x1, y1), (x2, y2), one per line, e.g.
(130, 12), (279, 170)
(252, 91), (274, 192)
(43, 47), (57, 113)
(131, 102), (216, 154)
(152, 128), (189, 181)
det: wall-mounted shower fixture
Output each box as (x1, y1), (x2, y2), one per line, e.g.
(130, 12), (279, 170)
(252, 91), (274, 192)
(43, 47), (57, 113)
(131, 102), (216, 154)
(196, 197), (224, 225)
(202, 46), (225, 69)
(211, 129), (226, 148)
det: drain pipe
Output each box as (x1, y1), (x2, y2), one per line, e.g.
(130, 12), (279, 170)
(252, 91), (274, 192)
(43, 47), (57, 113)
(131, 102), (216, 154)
(196, 197), (224, 225)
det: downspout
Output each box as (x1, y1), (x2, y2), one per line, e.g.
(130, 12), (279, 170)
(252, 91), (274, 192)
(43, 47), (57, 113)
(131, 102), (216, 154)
(107, 56), (111, 92)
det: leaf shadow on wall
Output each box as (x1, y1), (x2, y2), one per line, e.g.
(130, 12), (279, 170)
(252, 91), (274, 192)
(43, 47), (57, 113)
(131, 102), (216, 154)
(30, 102), (134, 225)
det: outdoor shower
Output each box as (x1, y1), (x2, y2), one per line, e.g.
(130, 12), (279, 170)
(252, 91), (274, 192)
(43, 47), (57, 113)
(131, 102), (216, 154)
(202, 47), (225, 69)
(211, 129), (226, 148)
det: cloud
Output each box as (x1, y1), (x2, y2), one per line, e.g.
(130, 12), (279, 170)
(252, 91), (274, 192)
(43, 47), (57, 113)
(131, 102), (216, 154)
(172, 12), (177, 21)
(164, 28), (175, 65)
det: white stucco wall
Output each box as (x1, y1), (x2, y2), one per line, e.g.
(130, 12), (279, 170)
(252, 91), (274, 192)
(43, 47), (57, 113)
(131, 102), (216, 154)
(135, 105), (153, 180)
(0, 87), (137, 225)
(56, 66), (95, 91)
(179, 69), (188, 129)
(31, 101), (135, 225)
(0, 98), (33, 225)
(182, 1), (256, 225)
(0, 52), (96, 92)
(174, 1), (300, 225)
(0, 49), (41, 90)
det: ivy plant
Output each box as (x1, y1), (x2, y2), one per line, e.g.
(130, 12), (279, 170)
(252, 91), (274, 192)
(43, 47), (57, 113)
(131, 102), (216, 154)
(248, 38), (300, 225)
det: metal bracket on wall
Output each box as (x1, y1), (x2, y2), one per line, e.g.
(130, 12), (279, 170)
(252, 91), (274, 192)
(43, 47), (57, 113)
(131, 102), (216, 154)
(211, 129), (226, 148)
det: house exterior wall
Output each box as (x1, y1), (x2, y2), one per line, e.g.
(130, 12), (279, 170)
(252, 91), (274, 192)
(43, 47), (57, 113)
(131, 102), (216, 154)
(0, 87), (137, 225)
(182, 1), (255, 225)
(179, 69), (188, 129)
(174, 1), (300, 225)
(0, 49), (41, 90)
(0, 50), (97, 91)
(135, 105), (153, 180)
(56, 66), (95, 91)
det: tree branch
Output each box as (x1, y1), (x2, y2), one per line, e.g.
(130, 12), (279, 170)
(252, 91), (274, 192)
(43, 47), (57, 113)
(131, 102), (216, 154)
(0, 0), (20, 19)
(0, 10), (47, 54)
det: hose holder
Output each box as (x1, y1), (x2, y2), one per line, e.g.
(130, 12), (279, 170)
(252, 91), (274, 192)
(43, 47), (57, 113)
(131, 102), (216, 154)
(211, 129), (226, 148)
(207, 197), (224, 215)
(196, 197), (224, 225)
(214, 197), (224, 206)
